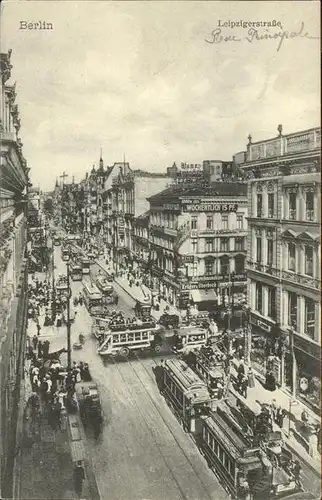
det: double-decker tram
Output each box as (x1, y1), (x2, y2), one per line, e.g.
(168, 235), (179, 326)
(97, 321), (163, 358)
(198, 400), (303, 499)
(61, 244), (70, 262)
(162, 358), (217, 433)
(83, 280), (103, 315)
(80, 256), (91, 275)
(91, 316), (111, 339)
(171, 326), (209, 354)
(183, 347), (228, 400)
(69, 261), (83, 281)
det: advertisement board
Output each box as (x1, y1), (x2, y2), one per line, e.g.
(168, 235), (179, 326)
(182, 200), (238, 213)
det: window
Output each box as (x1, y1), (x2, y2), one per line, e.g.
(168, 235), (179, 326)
(288, 292), (297, 330)
(256, 237), (262, 262)
(221, 238), (229, 252)
(206, 215), (213, 229)
(305, 246), (313, 276)
(222, 215), (228, 230)
(205, 259), (214, 276)
(191, 217), (197, 230)
(267, 287), (276, 319)
(191, 239), (197, 253)
(257, 194), (262, 217)
(288, 243), (296, 271)
(205, 239), (213, 253)
(255, 283), (263, 314)
(235, 237), (244, 251)
(305, 191), (314, 221)
(268, 193), (275, 218)
(220, 255), (230, 276)
(235, 255), (245, 274)
(267, 239), (273, 266)
(236, 214), (243, 229)
(304, 298), (315, 339)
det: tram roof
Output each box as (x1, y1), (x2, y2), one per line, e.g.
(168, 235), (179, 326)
(165, 358), (209, 397)
(175, 326), (207, 336)
(203, 404), (255, 461)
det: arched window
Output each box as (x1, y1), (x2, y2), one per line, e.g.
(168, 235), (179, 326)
(220, 255), (230, 276)
(235, 254), (245, 274)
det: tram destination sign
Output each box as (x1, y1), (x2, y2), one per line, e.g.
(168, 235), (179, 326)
(182, 200), (238, 213)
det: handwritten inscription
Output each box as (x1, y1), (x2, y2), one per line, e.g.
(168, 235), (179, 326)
(205, 22), (319, 52)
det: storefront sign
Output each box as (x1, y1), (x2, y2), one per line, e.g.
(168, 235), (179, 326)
(163, 203), (181, 211)
(180, 255), (195, 263)
(251, 315), (272, 332)
(182, 201), (238, 213)
(190, 281), (217, 290)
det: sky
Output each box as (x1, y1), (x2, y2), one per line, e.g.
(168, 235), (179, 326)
(1, 1), (320, 191)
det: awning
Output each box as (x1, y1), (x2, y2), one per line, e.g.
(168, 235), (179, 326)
(191, 289), (217, 303)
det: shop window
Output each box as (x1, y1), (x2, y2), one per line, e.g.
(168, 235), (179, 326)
(205, 259), (214, 276)
(257, 194), (262, 217)
(235, 237), (244, 251)
(288, 292), (297, 330)
(255, 283), (263, 314)
(256, 237), (262, 262)
(268, 193), (275, 218)
(304, 298), (315, 339)
(288, 243), (296, 271)
(191, 239), (197, 253)
(220, 238), (229, 252)
(267, 287), (276, 320)
(222, 215), (228, 230)
(305, 191), (314, 221)
(206, 215), (213, 229)
(191, 217), (197, 230)
(236, 214), (243, 229)
(205, 239), (213, 253)
(267, 239), (273, 266)
(305, 246), (313, 276)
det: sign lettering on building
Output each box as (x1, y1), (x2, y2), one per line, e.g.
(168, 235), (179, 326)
(163, 203), (181, 211)
(182, 201), (238, 213)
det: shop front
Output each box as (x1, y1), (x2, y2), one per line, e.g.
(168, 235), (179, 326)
(190, 287), (218, 312)
(293, 335), (320, 415)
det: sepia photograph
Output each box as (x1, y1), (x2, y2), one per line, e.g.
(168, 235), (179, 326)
(0, 1), (320, 499)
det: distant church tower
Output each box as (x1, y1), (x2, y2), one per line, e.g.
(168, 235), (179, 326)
(99, 148), (104, 170)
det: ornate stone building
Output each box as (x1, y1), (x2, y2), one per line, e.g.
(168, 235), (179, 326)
(0, 50), (29, 497)
(240, 126), (321, 412)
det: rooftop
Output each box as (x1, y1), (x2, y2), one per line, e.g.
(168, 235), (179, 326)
(148, 182), (247, 203)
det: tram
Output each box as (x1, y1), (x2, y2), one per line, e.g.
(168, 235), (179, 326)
(91, 316), (111, 339)
(171, 326), (209, 354)
(80, 256), (91, 275)
(61, 245), (70, 262)
(198, 401), (301, 499)
(162, 358), (217, 433)
(184, 348), (228, 400)
(83, 281), (103, 315)
(70, 261), (83, 281)
(97, 322), (163, 358)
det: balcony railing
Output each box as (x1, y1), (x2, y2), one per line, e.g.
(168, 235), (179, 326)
(306, 210), (314, 221)
(247, 260), (321, 290)
(289, 209), (296, 220)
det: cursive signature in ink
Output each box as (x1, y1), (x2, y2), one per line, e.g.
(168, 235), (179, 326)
(205, 22), (319, 52)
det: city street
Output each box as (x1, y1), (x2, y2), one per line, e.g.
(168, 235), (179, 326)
(32, 246), (229, 500)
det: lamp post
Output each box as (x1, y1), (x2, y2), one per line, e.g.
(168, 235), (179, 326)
(243, 305), (252, 366)
(66, 262), (72, 369)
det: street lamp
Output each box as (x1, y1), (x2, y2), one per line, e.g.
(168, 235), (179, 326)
(243, 305), (252, 366)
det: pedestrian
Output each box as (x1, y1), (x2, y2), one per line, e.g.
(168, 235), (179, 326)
(277, 408), (286, 429)
(292, 460), (302, 488)
(73, 461), (85, 497)
(36, 321), (41, 336)
(32, 335), (38, 351)
(237, 358), (245, 376)
(241, 375), (248, 399)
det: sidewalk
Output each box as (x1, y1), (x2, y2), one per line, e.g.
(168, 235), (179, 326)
(230, 359), (321, 475)
(96, 258), (182, 321)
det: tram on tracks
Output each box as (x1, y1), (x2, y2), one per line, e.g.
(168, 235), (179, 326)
(92, 316), (111, 339)
(183, 348), (228, 400)
(83, 280), (103, 315)
(162, 358), (217, 433)
(198, 401), (302, 499)
(97, 322), (163, 358)
(69, 261), (83, 281)
(171, 326), (210, 354)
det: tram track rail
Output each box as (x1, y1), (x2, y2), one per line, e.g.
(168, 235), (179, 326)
(108, 350), (229, 500)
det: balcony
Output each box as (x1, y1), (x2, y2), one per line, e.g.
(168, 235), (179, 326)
(289, 209), (296, 220)
(281, 270), (321, 290)
(306, 210), (314, 221)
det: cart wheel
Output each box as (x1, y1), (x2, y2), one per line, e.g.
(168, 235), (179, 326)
(119, 347), (130, 358)
(154, 344), (162, 354)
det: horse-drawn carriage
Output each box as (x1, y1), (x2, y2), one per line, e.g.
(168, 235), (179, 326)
(76, 382), (103, 439)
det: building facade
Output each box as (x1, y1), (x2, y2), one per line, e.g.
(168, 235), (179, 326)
(147, 183), (248, 310)
(240, 126), (321, 412)
(0, 50), (29, 497)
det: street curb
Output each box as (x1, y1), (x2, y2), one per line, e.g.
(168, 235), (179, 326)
(284, 440), (321, 477)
